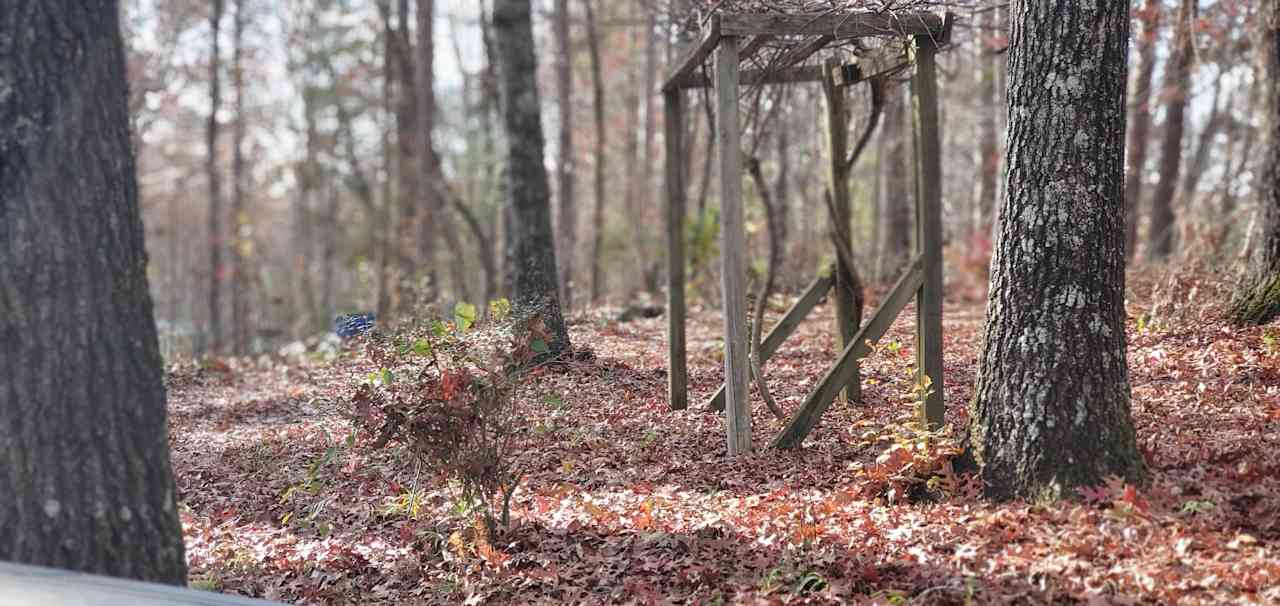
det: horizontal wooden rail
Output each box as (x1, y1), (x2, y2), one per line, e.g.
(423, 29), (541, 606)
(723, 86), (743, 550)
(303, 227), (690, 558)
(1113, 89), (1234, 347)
(719, 11), (946, 39)
(679, 64), (826, 89)
(661, 15), (723, 92)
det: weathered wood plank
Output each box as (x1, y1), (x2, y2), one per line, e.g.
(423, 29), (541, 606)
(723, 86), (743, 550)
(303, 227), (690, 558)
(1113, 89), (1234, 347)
(679, 65), (825, 89)
(705, 266), (835, 412)
(664, 89), (688, 410)
(719, 11), (946, 39)
(0, 562), (280, 605)
(661, 15), (722, 92)
(823, 57), (861, 404)
(911, 35), (945, 429)
(771, 255), (924, 450)
(716, 36), (751, 456)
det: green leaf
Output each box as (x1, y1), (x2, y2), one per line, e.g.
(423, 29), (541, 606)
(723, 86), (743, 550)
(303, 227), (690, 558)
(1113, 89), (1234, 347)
(381, 368), (395, 385)
(431, 320), (448, 338)
(489, 298), (512, 320)
(543, 393), (564, 408)
(454, 302), (478, 332)
(412, 338), (433, 357)
(531, 339), (549, 354)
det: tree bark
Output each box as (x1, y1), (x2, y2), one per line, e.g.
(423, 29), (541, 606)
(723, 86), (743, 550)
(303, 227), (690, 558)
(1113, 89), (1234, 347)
(0, 1), (188, 583)
(554, 0), (576, 309)
(1124, 0), (1161, 261)
(493, 0), (571, 355)
(583, 0), (607, 303)
(1148, 0), (1196, 261)
(969, 0), (1146, 501)
(207, 0), (224, 352)
(1229, 5), (1280, 325)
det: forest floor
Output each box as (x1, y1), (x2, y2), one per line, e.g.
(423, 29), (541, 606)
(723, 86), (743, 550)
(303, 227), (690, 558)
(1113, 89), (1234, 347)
(169, 269), (1280, 605)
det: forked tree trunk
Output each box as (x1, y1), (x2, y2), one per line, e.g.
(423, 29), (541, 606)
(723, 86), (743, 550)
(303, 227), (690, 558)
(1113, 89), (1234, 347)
(1148, 0), (1196, 261)
(1124, 0), (1161, 261)
(0, 1), (188, 583)
(1229, 6), (1280, 326)
(969, 0), (1146, 501)
(494, 0), (571, 355)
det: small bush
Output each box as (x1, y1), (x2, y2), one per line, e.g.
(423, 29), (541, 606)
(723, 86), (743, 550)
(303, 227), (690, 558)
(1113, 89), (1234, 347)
(349, 301), (550, 537)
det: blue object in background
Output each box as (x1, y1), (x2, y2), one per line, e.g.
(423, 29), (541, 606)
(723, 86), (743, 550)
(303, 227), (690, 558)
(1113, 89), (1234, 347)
(334, 312), (376, 338)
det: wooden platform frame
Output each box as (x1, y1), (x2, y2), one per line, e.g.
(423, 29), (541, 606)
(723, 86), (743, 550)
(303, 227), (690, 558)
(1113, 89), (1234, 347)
(663, 10), (953, 455)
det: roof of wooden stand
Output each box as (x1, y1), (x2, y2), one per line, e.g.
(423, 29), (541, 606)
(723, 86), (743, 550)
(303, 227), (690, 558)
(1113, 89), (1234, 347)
(661, 10), (952, 92)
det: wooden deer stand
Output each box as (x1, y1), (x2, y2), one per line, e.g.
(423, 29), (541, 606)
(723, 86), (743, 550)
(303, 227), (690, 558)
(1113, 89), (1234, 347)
(662, 10), (954, 455)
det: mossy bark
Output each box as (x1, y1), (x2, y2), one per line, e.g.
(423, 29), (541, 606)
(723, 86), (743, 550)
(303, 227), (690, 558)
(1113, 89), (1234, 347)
(969, 0), (1147, 501)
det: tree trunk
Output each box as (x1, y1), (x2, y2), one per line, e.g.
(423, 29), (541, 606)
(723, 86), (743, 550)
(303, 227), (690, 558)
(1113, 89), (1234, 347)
(207, 0), (224, 352)
(584, 0), (607, 303)
(1179, 78), (1224, 216)
(494, 0), (571, 355)
(879, 83), (913, 279)
(393, 0), (421, 296)
(554, 0), (576, 309)
(231, 0), (248, 353)
(1123, 0), (1161, 262)
(0, 1), (188, 583)
(1148, 0), (1196, 261)
(976, 6), (1001, 231)
(1229, 6), (1280, 326)
(969, 0), (1146, 501)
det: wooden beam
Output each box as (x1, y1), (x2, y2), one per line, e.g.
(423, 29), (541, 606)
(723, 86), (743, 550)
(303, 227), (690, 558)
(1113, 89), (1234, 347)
(822, 57), (861, 404)
(664, 89), (688, 410)
(739, 35), (773, 62)
(716, 36), (751, 456)
(661, 15), (722, 92)
(679, 64), (825, 89)
(705, 266), (835, 412)
(719, 11), (946, 39)
(911, 33), (945, 430)
(771, 255), (925, 450)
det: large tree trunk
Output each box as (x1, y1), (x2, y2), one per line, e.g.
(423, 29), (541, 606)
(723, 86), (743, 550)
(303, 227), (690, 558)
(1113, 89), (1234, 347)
(1229, 6), (1280, 325)
(392, 0), (420, 297)
(207, 0), (224, 352)
(584, 0), (607, 303)
(1148, 0), (1196, 261)
(231, 0), (248, 353)
(553, 0), (576, 309)
(1123, 0), (1161, 262)
(969, 0), (1146, 501)
(494, 0), (571, 355)
(0, 1), (188, 583)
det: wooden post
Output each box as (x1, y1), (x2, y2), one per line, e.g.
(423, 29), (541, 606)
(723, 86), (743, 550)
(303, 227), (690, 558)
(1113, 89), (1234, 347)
(911, 34), (945, 429)
(716, 36), (751, 456)
(822, 57), (861, 403)
(664, 89), (688, 410)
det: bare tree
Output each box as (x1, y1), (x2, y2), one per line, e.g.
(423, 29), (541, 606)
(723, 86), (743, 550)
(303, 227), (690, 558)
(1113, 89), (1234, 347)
(1148, 0), (1197, 261)
(554, 0), (577, 308)
(584, 0), (607, 302)
(494, 0), (571, 355)
(207, 0), (224, 351)
(1124, 0), (1161, 261)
